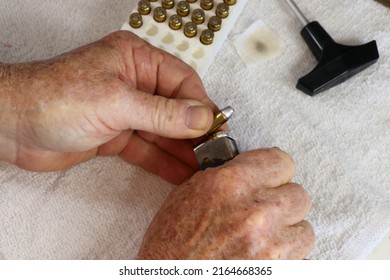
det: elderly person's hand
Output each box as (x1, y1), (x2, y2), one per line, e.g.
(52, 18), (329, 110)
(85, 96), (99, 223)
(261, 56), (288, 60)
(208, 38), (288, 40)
(138, 148), (315, 259)
(0, 31), (216, 184)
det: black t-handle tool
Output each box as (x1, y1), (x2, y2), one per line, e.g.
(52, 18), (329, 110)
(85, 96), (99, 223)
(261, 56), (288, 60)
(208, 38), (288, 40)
(283, 0), (380, 96)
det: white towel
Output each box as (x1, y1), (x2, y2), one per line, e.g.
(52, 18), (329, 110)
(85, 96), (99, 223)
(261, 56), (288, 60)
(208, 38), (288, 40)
(0, 0), (389, 259)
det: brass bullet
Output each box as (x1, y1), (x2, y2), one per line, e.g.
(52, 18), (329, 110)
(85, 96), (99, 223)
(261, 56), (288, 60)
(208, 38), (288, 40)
(208, 16), (222, 32)
(223, 0), (237, 5)
(162, 0), (175, 9)
(186, 0), (197, 3)
(177, 1), (190, 17)
(200, 29), (214, 45)
(192, 8), (205, 24)
(153, 6), (167, 22)
(206, 107), (234, 137)
(200, 0), (214, 10)
(129, 13), (143, 28)
(216, 3), (229, 18)
(184, 22), (197, 38)
(169, 14), (183, 30)
(138, 0), (151, 15)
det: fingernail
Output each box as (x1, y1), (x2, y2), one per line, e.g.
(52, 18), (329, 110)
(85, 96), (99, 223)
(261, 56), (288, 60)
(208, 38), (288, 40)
(185, 105), (210, 130)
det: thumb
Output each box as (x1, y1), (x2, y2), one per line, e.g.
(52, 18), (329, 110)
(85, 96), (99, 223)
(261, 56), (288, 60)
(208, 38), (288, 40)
(123, 91), (214, 139)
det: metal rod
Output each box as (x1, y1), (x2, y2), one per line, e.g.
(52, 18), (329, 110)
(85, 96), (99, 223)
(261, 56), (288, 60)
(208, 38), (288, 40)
(282, 0), (309, 26)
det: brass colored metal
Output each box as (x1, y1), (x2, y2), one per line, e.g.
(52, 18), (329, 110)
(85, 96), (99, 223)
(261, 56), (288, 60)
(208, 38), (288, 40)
(153, 6), (167, 22)
(138, 0), (151, 15)
(162, 0), (175, 9)
(129, 13), (143, 28)
(184, 22), (197, 38)
(223, 0), (237, 5)
(206, 106), (233, 136)
(192, 9), (205, 24)
(186, 0), (197, 3)
(216, 3), (229, 18)
(148, 0), (158, 1)
(200, 0), (214, 10)
(177, 1), (190, 17)
(169, 14), (183, 30)
(208, 16), (222, 32)
(200, 29), (214, 45)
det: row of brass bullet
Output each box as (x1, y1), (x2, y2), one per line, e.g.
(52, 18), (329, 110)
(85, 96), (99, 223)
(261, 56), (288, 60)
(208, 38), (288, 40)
(130, 13), (215, 45)
(140, 0), (237, 9)
(130, 0), (235, 44)
(131, 6), (228, 28)
(137, 1), (231, 18)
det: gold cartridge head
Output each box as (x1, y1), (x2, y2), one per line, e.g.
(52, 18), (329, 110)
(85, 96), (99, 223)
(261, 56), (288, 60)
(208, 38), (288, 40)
(153, 6), (167, 22)
(192, 9), (206, 24)
(200, 0), (214, 10)
(138, 0), (151, 15)
(177, 1), (190, 17)
(169, 14), (183, 30)
(216, 3), (229, 18)
(223, 0), (237, 5)
(200, 29), (214, 45)
(184, 22), (197, 38)
(162, 0), (175, 9)
(129, 13), (143, 28)
(186, 0), (197, 3)
(208, 16), (222, 32)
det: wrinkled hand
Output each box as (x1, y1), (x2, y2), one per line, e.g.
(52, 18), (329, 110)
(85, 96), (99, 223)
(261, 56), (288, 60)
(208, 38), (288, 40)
(0, 31), (216, 184)
(138, 148), (315, 259)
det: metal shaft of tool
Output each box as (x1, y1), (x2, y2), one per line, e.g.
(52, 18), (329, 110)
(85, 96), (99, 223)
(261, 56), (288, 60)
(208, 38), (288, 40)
(282, 0), (309, 26)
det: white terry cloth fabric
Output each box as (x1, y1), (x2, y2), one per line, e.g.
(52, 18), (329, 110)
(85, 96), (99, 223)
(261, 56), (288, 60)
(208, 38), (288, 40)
(0, 0), (389, 260)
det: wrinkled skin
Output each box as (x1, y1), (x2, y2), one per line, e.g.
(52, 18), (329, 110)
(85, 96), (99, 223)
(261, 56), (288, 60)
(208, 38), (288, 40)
(0, 31), (315, 259)
(139, 148), (315, 259)
(0, 31), (216, 185)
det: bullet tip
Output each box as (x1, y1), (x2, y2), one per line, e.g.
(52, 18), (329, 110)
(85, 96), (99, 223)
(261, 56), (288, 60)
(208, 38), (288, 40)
(221, 106), (234, 120)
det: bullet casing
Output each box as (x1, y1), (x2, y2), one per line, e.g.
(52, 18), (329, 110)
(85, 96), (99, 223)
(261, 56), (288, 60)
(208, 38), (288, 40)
(138, 0), (151, 15)
(208, 16), (222, 32)
(177, 1), (190, 17)
(201, 0), (214, 10)
(216, 3), (229, 18)
(192, 9), (206, 24)
(169, 14), (183, 30)
(184, 22), (197, 37)
(224, 0), (237, 5)
(153, 6), (167, 22)
(200, 29), (214, 45)
(206, 108), (231, 136)
(129, 13), (143, 28)
(162, 0), (175, 9)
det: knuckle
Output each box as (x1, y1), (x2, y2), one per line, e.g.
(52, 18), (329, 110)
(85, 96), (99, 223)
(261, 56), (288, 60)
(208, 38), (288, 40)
(287, 183), (311, 207)
(301, 221), (316, 246)
(204, 165), (245, 195)
(151, 96), (175, 133)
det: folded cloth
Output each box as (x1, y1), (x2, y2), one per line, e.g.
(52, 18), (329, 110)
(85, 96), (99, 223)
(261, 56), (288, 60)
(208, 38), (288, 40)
(0, 0), (389, 259)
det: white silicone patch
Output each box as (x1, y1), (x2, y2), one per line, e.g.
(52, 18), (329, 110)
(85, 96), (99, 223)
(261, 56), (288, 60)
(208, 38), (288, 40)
(232, 19), (283, 65)
(121, 1), (249, 78)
